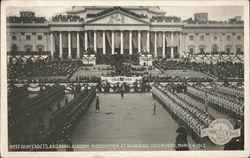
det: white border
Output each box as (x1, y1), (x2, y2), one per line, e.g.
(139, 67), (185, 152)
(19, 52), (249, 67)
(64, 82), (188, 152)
(1, 0), (249, 157)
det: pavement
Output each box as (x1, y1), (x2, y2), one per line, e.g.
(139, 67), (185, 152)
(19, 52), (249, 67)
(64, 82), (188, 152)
(70, 93), (224, 151)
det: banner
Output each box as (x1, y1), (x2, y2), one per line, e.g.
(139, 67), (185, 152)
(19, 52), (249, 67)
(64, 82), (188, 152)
(82, 55), (96, 65)
(101, 76), (142, 84)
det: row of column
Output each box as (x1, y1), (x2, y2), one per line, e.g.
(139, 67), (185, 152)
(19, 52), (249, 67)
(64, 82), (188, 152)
(50, 31), (181, 58)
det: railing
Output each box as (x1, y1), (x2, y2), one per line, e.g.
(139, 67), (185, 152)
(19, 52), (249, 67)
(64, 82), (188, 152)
(8, 51), (51, 56)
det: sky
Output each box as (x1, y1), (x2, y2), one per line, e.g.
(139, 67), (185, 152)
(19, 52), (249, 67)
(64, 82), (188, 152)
(6, 6), (244, 21)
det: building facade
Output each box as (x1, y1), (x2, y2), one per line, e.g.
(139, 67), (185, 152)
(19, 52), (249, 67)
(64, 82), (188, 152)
(7, 6), (244, 59)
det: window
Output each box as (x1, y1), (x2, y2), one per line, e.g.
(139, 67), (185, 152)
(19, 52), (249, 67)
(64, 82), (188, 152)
(37, 45), (44, 52)
(236, 48), (241, 54)
(189, 48), (194, 54)
(27, 48), (31, 52)
(213, 36), (218, 40)
(11, 44), (18, 52)
(226, 48), (231, 53)
(38, 48), (43, 52)
(200, 35), (204, 41)
(200, 48), (205, 54)
(24, 45), (33, 52)
(189, 35), (194, 40)
(26, 35), (31, 40)
(237, 35), (241, 40)
(212, 45), (218, 53)
(12, 35), (17, 41)
(226, 35), (231, 40)
(38, 35), (42, 40)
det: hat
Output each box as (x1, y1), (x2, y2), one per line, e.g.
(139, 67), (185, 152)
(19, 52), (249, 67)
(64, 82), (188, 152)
(176, 126), (187, 134)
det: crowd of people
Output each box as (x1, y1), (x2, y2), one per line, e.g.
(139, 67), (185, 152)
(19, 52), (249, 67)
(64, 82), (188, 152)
(150, 16), (181, 22)
(7, 16), (47, 23)
(96, 81), (151, 93)
(8, 58), (82, 80)
(154, 60), (244, 81)
(187, 84), (244, 119)
(215, 85), (244, 99)
(52, 14), (84, 22)
(153, 85), (215, 143)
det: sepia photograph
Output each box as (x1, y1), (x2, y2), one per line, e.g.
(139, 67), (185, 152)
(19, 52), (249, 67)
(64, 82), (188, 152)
(1, 0), (249, 157)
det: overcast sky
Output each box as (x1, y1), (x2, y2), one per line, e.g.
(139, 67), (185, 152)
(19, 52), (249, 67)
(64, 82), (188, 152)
(6, 6), (244, 21)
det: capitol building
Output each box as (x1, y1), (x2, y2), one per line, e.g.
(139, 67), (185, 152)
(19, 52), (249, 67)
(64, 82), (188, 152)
(5, 6), (245, 152)
(7, 6), (244, 59)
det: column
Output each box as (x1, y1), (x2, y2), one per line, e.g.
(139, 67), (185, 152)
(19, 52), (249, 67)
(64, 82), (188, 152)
(50, 32), (54, 57)
(94, 31), (97, 52)
(232, 33), (235, 54)
(84, 31), (88, 51)
(33, 33), (36, 51)
(138, 31), (141, 52)
(120, 31), (124, 55)
(162, 32), (166, 58)
(21, 33), (25, 51)
(111, 31), (114, 54)
(184, 33), (187, 53)
(179, 32), (182, 58)
(147, 31), (150, 52)
(195, 33), (198, 54)
(45, 33), (48, 51)
(103, 31), (106, 55)
(154, 32), (157, 57)
(68, 32), (71, 59)
(206, 33), (210, 53)
(129, 31), (132, 55)
(77, 32), (80, 58)
(171, 32), (174, 58)
(59, 32), (62, 58)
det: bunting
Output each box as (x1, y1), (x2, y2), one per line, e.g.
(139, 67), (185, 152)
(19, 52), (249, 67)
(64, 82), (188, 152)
(114, 31), (120, 49)
(97, 31), (103, 49)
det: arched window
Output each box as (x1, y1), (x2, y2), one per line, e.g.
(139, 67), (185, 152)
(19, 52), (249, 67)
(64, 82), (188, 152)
(199, 45), (206, 54)
(212, 44), (218, 53)
(189, 48), (194, 54)
(24, 45), (33, 52)
(11, 35), (17, 41)
(225, 45), (232, 54)
(11, 44), (18, 52)
(213, 36), (218, 41)
(188, 45), (195, 54)
(36, 45), (44, 52)
(235, 45), (243, 54)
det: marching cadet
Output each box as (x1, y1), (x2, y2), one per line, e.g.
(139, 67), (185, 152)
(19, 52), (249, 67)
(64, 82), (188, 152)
(65, 96), (68, 106)
(95, 96), (100, 113)
(153, 100), (157, 115)
(120, 85), (124, 98)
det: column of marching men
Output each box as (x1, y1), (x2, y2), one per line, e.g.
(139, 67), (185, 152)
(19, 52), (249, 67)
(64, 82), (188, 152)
(187, 84), (244, 119)
(36, 85), (96, 151)
(216, 85), (244, 98)
(152, 84), (215, 144)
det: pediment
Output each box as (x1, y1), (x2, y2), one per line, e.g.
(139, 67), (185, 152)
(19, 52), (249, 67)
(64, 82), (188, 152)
(85, 10), (149, 25)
